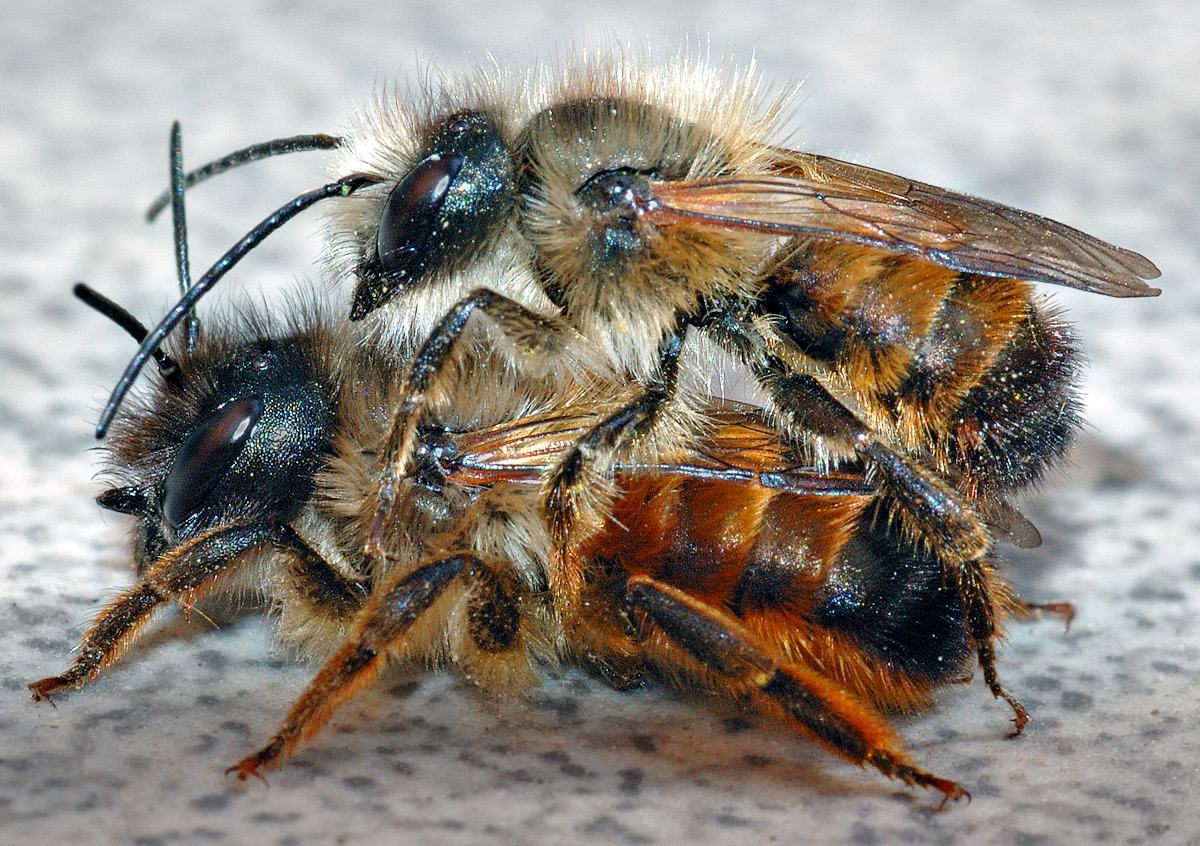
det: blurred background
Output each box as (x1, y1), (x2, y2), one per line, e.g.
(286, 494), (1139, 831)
(2, 2), (1196, 843)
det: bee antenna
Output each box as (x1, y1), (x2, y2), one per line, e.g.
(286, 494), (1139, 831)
(95, 173), (375, 440)
(168, 121), (199, 354)
(73, 283), (183, 386)
(145, 133), (343, 222)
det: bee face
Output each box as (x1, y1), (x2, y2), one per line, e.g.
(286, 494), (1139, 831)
(94, 324), (338, 577)
(325, 88), (540, 353)
(347, 109), (518, 320)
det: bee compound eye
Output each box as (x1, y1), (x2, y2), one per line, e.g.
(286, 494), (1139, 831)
(162, 396), (264, 529)
(376, 153), (465, 278)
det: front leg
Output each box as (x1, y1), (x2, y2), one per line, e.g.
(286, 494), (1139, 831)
(370, 288), (591, 556)
(29, 523), (277, 699)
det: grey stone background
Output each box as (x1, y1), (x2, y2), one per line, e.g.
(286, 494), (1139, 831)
(2, 1), (1197, 843)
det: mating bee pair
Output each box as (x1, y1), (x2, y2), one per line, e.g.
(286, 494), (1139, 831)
(31, 53), (1159, 805)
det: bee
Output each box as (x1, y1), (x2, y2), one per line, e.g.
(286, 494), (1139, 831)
(28, 121), (1030, 806)
(100, 51), (1158, 739)
(51, 51), (1159, 804)
(35, 269), (1029, 806)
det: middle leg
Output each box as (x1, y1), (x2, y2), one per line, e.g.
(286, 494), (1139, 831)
(228, 553), (469, 779)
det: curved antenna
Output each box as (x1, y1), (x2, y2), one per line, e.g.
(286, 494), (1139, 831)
(73, 283), (182, 386)
(168, 121), (199, 353)
(95, 173), (375, 439)
(145, 134), (343, 222)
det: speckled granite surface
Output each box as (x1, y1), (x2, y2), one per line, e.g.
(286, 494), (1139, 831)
(3, 2), (1198, 844)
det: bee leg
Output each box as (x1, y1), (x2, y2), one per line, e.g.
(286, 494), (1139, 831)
(959, 558), (1030, 736)
(1011, 598), (1075, 631)
(768, 376), (1029, 736)
(706, 310), (1019, 738)
(702, 309), (989, 563)
(370, 288), (580, 555)
(269, 523), (369, 620)
(29, 523), (278, 700)
(771, 370), (990, 563)
(464, 559), (524, 654)
(544, 331), (684, 544)
(623, 575), (969, 806)
(227, 554), (469, 780)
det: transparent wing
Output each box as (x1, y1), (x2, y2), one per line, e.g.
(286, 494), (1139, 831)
(446, 401), (873, 496)
(651, 150), (1160, 298)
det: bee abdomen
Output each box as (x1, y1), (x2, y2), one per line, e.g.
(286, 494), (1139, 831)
(944, 303), (1081, 494)
(812, 505), (972, 686)
(762, 241), (955, 398)
(732, 494), (972, 689)
(580, 476), (973, 705)
(762, 241), (1081, 493)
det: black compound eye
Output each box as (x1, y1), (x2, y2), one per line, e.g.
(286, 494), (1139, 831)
(376, 153), (465, 278)
(353, 111), (515, 322)
(162, 396), (263, 529)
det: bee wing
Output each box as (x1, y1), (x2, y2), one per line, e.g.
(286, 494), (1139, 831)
(980, 499), (1043, 550)
(448, 411), (601, 485)
(652, 151), (1160, 298)
(448, 402), (873, 497)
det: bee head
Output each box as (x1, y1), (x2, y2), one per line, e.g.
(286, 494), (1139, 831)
(332, 108), (519, 323)
(81, 288), (337, 573)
